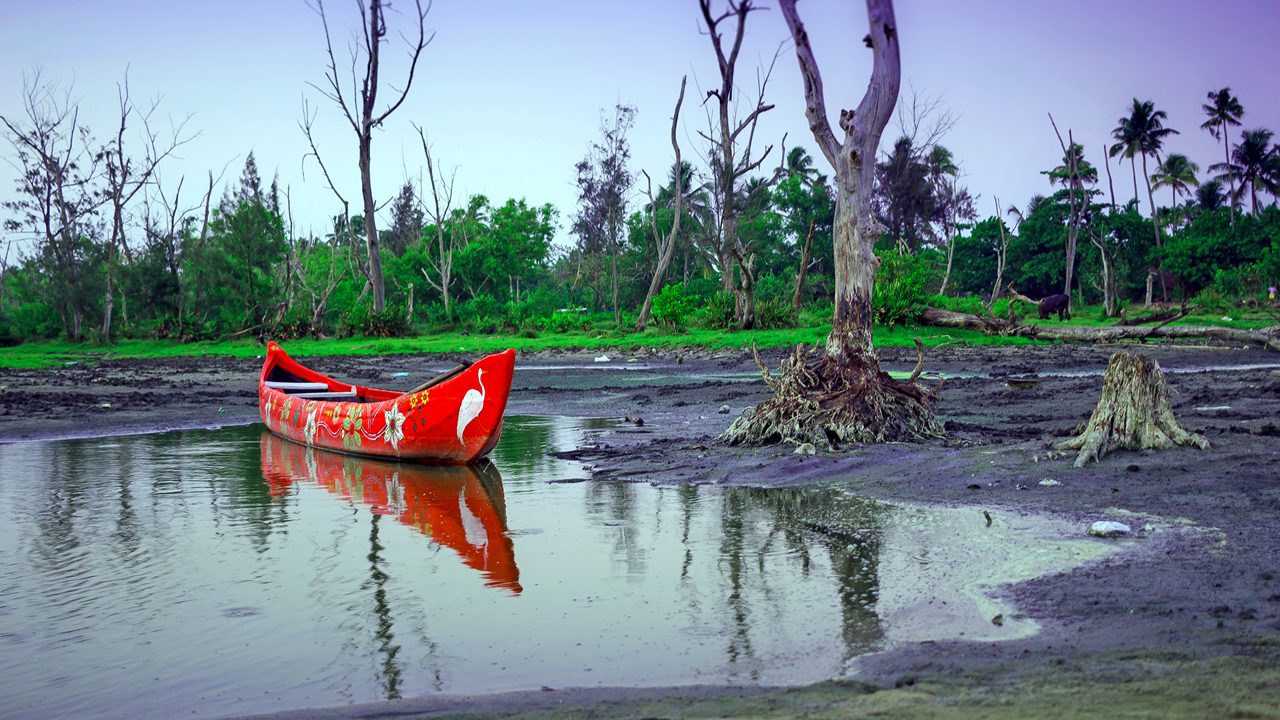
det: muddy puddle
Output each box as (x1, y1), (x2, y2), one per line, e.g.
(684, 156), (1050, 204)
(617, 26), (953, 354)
(0, 417), (1127, 719)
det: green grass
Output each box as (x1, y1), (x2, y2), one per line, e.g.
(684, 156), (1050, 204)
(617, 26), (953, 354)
(0, 323), (1033, 369)
(2, 302), (1267, 370)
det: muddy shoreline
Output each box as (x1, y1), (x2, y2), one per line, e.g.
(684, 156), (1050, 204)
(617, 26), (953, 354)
(3, 341), (1280, 717)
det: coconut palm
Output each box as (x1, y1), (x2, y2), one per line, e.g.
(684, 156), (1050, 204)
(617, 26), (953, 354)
(1211, 128), (1280, 216)
(1109, 114), (1142, 209)
(1195, 178), (1227, 213)
(1151, 153), (1200, 215)
(1200, 88), (1245, 208)
(1111, 99), (1178, 219)
(1046, 142), (1098, 190)
(784, 146), (819, 183)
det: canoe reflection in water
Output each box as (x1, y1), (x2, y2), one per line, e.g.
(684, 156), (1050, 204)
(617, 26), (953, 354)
(259, 432), (522, 594)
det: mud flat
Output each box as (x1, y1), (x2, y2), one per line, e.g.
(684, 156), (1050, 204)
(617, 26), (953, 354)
(3, 341), (1280, 718)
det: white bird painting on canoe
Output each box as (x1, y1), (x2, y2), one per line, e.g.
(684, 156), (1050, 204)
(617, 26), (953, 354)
(456, 368), (486, 445)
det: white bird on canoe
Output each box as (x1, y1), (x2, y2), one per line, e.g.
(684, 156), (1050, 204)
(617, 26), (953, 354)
(456, 369), (486, 444)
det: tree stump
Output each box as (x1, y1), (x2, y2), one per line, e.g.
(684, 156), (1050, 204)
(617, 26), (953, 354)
(1056, 352), (1208, 467)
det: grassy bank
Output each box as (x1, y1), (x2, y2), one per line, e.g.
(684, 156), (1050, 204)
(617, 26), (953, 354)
(415, 648), (1280, 720)
(4, 301), (1269, 369)
(0, 323), (1035, 369)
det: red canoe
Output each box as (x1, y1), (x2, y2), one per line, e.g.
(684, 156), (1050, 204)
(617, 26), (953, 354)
(260, 432), (522, 593)
(258, 342), (515, 463)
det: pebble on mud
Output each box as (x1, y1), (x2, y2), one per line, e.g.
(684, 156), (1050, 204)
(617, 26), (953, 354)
(794, 442), (816, 455)
(718, 404), (731, 414)
(1087, 521), (1132, 538)
(1039, 478), (1062, 486)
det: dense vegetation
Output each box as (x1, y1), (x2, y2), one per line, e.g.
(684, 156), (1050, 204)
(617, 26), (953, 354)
(2, 78), (1278, 348)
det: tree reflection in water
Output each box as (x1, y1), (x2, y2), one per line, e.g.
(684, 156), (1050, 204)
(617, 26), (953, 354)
(259, 433), (522, 699)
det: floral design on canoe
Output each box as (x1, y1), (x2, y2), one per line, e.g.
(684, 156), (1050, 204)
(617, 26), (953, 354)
(258, 343), (515, 463)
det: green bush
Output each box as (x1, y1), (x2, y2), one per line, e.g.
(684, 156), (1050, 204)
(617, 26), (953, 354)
(697, 291), (738, 329)
(341, 304), (411, 338)
(651, 283), (697, 327)
(539, 310), (586, 333)
(1191, 288), (1234, 314)
(2, 301), (61, 341)
(873, 250), (933, 326)
(754, 296), (797, 329)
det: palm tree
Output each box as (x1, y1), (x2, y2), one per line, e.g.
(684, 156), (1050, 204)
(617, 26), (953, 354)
(1047, 142), (1098, 189)
(784, 146), (819, 183)
(1151, 153), (1200, 219)
(1109, 114), (1142, 209)
(1195, 178), (1226, 213)
(1211, 128), (1280, 216)
(1200, 88), (1245, 208)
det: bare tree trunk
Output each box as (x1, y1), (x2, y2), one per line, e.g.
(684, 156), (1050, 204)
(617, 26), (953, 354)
(722, 0), (942, 448)
(359, 136), (386, 312)
(311, 0), (428, 314)
(939, 226), (955, 296)
(1091, 232), (1117, 317)
(1049, 117), (1080, 304)
(636, 78), (689, 332)
(1222, 119), (1235, 223)
(1103, 144), (1117, 209)
(1142, 151), (1167, 302)
(1131, 156), (1139, 210)
(791, 219), (815, 310)
(989, 197), (1008, 310)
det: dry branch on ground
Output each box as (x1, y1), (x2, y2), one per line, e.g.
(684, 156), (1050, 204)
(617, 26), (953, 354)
(918, 306), (1280, 351)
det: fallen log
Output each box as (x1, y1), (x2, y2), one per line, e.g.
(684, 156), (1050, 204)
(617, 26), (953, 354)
(918, 306), (1280, 351)
(1114, 302), (1191, 327)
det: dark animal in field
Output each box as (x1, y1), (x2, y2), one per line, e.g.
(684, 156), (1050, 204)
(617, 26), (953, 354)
(1147, 268), (1185, 299)
(1038, 293), (1071, 321)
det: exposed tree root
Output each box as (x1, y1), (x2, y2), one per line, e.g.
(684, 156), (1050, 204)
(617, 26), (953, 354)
(1056, 352), (1209, 467)
(719, 341), (944, 449)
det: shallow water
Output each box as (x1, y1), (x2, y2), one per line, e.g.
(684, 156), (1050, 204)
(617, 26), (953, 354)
(0, 418), (1116, 719)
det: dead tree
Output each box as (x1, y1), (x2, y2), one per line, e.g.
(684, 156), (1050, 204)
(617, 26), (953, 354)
(307, 0), (429, 313)
(414, 124), (466, 320)
(988, 197), (1009, 311)
(1, 73), (107, 341)
(698, 0), (784, 330)
(1048, 114), (1084, 310)
(636, 77), (688, 331)
(100, 75), (193, 340)
(1056, 352), (1208, 467)
(721, 0), (943, 448)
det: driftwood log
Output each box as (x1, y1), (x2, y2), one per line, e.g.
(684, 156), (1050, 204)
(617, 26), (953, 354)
(1056, 352), (1209, 467)
(919, 307), (1280, 351)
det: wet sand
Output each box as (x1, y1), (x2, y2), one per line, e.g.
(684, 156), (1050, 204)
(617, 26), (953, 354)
(3, 341), (1280, 718)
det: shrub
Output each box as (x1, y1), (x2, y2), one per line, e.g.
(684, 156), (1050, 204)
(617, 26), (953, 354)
(651, 283), (697, 328)
(341, 304), (411, 338)
(539, 310), (586, 333)
(697, 291), (738, 329)
(873, 250), (932, 326)
(754, 297), (797, 329)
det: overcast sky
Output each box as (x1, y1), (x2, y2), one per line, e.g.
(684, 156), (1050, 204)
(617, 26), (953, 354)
(3, 0), (1278, 251)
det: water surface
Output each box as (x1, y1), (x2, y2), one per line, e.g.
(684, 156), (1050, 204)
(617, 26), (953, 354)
(0, 418), (1114, 719)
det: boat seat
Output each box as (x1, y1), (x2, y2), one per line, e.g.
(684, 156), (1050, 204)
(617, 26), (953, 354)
(264, 381), (330, 392)
(288, 390), (359, 400)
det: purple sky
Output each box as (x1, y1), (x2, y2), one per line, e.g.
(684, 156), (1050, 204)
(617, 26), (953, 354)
(3, 0), (1278, 249)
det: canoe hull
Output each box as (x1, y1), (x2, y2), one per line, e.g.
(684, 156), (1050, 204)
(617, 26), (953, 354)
(258, 343), (515, 463)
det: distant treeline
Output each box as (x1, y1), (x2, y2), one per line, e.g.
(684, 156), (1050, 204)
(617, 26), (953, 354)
(2, 81), (1278, 344)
